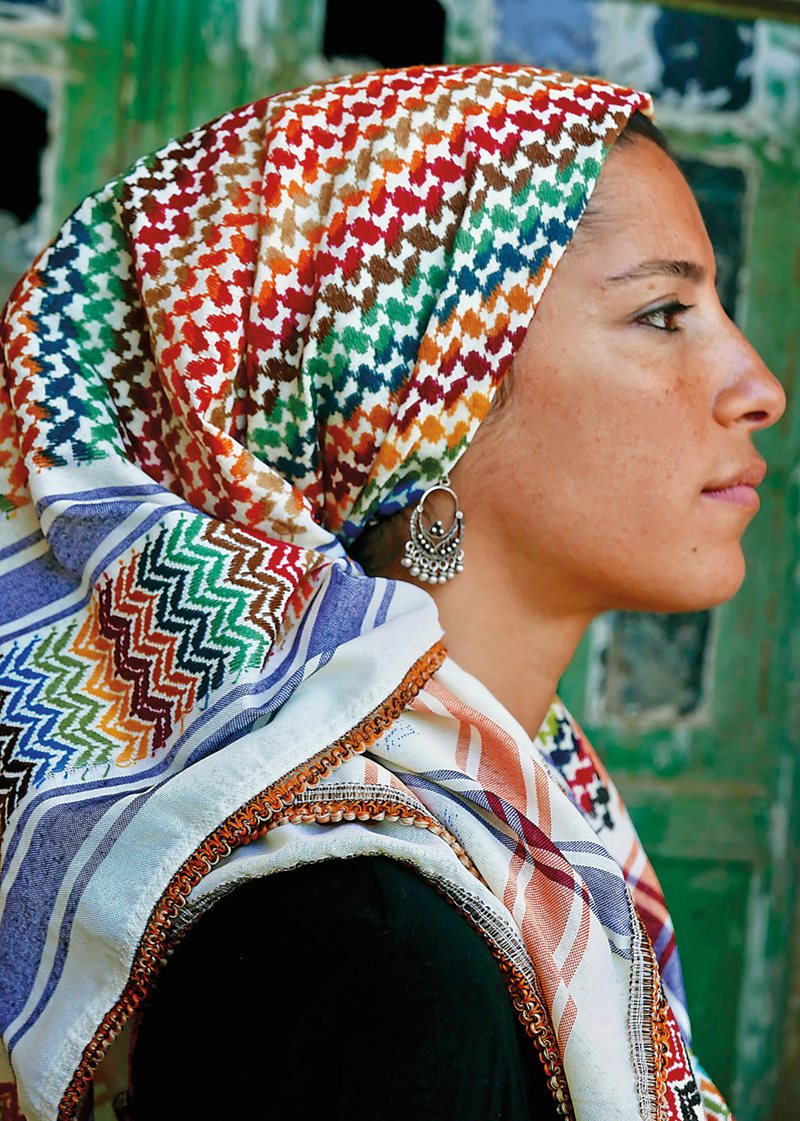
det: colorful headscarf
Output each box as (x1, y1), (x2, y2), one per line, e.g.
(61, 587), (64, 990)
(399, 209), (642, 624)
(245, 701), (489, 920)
(0, 63), (730, 1121)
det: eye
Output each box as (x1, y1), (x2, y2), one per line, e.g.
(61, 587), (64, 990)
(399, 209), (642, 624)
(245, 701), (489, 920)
(635, 299), (694, 333)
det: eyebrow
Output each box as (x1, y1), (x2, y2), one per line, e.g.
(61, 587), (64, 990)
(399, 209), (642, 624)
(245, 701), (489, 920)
(604, 259), (708, 285)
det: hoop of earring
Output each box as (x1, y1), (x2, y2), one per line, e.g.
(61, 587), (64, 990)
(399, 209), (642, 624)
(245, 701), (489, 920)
(401, 475), (465, 584)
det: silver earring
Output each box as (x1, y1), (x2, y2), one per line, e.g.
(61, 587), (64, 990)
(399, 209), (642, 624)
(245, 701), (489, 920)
(401, 475), (464, 584)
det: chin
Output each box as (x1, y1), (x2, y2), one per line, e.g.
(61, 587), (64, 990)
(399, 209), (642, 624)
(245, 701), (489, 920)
(695, 548), (748, 609)
(664, 559), (746, 613)
(612, 551), (747, 614)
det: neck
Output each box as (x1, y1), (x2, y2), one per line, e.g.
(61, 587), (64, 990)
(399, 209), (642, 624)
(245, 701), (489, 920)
(420, 572), (593, 737)
(363, 490), (600, 737)
(371, 520), (595, 737)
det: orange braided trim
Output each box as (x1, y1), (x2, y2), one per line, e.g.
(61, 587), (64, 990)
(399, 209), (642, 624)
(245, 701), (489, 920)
(57, 640), (446, 1121)
(630, 908), (671, 1121)
(648, 935), (672, 1121)
(424, 879), (574, 1121)
(501, 960), (574, 1119)
(261, 797), (478, 871)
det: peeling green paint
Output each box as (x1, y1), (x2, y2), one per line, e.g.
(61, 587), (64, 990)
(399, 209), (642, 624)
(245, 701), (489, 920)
(0, 2), (797, 1118)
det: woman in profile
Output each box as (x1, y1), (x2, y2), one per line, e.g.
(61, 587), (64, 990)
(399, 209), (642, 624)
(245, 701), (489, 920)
(0, 63), (784, 1121)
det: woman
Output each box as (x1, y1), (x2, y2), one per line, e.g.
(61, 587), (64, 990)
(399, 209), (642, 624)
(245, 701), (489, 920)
(0, 63), (784, 1121)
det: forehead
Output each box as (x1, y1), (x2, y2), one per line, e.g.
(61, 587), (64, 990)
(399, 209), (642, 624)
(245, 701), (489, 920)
(573, 138), (714, 273)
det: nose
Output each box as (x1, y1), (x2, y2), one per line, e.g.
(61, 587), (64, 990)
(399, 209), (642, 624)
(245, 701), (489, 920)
(711, 321), (786, 432)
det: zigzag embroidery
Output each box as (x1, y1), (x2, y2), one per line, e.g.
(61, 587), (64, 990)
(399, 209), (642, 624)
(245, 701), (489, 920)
(0, 514), (311, 787)
(64, 512), (266, 771)
(71, 585), (162, 769)
(135, 519), (245, 696)
(0, 689), (33, 837)
(30, 624), (121, 770)
(98, 579), (177, 756)
(0, 639), (78, 785)
(202, 520), (313, 643)
(0, 623), (122, 819)
(159, 516), (277, 677)
(99, 555), (200, 766)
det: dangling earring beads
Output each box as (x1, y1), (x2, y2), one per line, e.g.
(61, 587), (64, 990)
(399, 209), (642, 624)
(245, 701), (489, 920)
(401, 475), (465, 584)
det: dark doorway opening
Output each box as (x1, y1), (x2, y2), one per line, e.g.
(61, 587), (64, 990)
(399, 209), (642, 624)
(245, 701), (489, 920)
(323, 0), (446, 68)
(0, 87), (48, 223)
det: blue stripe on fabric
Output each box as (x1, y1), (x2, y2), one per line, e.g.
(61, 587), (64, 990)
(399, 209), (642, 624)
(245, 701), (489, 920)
(0, 790), (123, 1036)
(6, 664), (320, 1041)
(1, 564), (331, 853)
(663, 965), (688, 1020)
(0, 552), (78, 623)
(653, 923), (674, 960)
(307, 564), (377, 650)
(0, 500), (160, 623)
(397, 772), (517, 851)
(399, 771), (629, 931)
(654, 928), (687, 1008)
(557, 838), (616, 856)
(390, 771), (630, 960)
(7, 786), (154, 1052)
(3, 566), (389, 1041)
(403, 773), (538, 845)
(0, 577), (324, 872)
(0, 638), (76, 788)
(0, 530), (44, 562)
(560, 861), (632, 938)
(182, 667), (307, 769)
(5, 713), (254, 1034)
(1, 571), (360, 1026)
(315, 538), (346, 556)
(374, 581), (394, 627)
(34, 484), (168, 514)
(126, 569), (372, 777)
(2, 689), (304, 1028)
(181, 571), (375, 770)
(46, 500), (158, 578)
(1, 504), (175, 641)
(403, 767), (469, 784)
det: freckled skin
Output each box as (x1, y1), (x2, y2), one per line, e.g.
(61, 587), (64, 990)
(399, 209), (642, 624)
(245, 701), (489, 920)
(452, 138), (785, 614)
(383, 137), (786, 735)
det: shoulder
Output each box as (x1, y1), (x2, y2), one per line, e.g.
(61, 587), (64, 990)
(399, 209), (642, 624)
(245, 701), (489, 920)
(169, 855), (504, 989)
(130, 856), (557, 1121)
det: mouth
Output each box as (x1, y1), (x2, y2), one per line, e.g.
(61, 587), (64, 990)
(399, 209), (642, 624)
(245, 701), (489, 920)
(701, 461), (766, 510)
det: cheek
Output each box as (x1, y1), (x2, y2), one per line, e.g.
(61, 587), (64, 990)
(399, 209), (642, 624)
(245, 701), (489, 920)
(532, 360), (684, 463)
(513, 360), (707, 538)
(478, 330), (744, 610)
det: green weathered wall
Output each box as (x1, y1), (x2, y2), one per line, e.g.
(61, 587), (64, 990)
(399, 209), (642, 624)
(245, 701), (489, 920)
(1, 1), (798, 1118)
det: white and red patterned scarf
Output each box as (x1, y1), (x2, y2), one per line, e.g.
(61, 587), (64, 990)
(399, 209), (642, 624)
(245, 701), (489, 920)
(187, 653), (733, 1121)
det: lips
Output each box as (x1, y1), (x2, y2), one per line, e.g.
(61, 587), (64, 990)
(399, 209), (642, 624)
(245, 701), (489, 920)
(701, 460), (766, 510)
(702, 461), (767, 492)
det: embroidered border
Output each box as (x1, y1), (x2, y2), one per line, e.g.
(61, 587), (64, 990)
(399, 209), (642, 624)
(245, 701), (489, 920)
(56, 641), (447, 1120)
(629, 901), (672, 1121)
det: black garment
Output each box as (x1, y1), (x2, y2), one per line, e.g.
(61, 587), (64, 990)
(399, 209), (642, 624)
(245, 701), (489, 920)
(130, 856), (560, 1120)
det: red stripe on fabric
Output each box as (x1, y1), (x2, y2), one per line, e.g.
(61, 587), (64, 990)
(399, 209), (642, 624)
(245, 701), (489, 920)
(502, 838), (527, 917)
(561, 882), (592, 985)
(425, 676), (528, 808)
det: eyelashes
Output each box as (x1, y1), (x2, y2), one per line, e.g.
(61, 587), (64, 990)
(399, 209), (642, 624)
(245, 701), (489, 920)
(635, 299), (694, 333)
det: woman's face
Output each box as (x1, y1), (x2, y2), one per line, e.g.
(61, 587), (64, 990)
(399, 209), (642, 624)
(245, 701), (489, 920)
(453, 137), (786, 616)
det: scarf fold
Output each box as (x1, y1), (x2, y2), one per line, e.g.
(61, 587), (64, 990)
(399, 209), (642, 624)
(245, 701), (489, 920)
(0, 62), (731, 1121)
